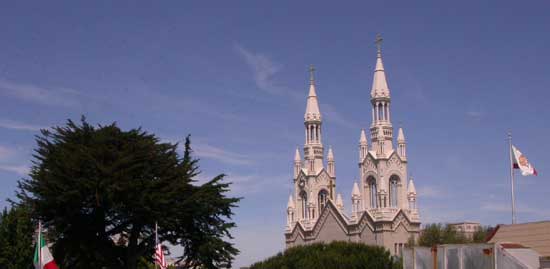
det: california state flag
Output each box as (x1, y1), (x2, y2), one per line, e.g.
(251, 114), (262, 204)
(34, 229), (59, 269)
(512, 145), (538, 176)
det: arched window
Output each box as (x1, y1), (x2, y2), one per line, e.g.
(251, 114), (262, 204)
(318, 190), (328, 213)
(300, 191), (308, 219)
(367, 176), (377, 208)
(389, 175), (399, 207)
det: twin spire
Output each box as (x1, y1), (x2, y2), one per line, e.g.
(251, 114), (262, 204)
(304, 65), (321, 122)
(371, 34), (390, 99)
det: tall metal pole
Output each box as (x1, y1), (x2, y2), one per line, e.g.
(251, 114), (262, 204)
(38, 220), (42, 269)
(508, 132), (517, 224)
(155, 222), (158, 269)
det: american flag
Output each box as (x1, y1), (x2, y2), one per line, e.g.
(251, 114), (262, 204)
(155, 222), (167, 269)
(155, 243), (167, 269)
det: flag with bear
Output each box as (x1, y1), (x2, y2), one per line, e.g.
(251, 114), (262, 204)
(512, 145), (538, 176)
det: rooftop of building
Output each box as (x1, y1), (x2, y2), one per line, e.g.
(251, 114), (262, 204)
(487, 220), (550, 257)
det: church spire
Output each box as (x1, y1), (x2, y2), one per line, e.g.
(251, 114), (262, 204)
(305, 65), (321, 122)
(327, 146), (334, 161)
(371, 34), (390, 99)
(294, 147), (301, 162)
(397, 127), (407, 159)
(359, 129), (368, 161)
(293, 147), (302, 179)
(407, 177), (417, 210)
(351, 181), (361, 220)
(336, 193), (344, 211)
(397, 127), (405, 142)
(303, 65), (324, 173)
(327, 146), (335, 177)
(370, 34), (393, 156)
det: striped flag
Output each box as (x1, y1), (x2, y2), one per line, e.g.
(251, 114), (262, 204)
(33, 222), (59, 269)
(154, 222), (167, 269)
(155, 243), (167, 269)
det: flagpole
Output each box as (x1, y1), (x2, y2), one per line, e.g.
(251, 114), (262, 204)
(155, 222), (158, 269)
(38, 220), (42, 269)
(508, 132), (517, 224)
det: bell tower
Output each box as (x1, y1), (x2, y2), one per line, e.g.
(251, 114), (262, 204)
(304, 65), (324, 174)
(370, 34), (394, 157)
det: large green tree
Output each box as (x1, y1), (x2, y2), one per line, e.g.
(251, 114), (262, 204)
(16, 118), (240, 269)
(0, 205), (34, 269)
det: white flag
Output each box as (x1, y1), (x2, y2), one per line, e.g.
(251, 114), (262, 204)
(512, 145), (538, 176)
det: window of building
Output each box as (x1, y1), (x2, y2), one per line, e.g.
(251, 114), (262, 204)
(300, 191), (307, 219)
(318, 190), (328, 214)
(368, 177), (377, 208)
(389, 175), (399, 207)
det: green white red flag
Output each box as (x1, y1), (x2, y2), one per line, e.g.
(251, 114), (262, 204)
(512, 145), (538, 176)
(34, 224), (59, 269)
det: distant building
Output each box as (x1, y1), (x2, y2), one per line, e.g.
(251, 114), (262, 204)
(449, 221), (481, 239)
(284, 36), (421, 256)
(487, 221), (550, 258)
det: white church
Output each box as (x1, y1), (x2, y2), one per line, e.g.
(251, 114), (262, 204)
(285, 36), (421, 256)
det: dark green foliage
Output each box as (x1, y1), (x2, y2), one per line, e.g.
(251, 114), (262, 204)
(0, 205), (34, 269)
(418, 223), (494, 247)
(16, 118), (240, 269)
(249, 241), (399, 269)
(418, 223), (468, 247)
(472, 226), (494, 243)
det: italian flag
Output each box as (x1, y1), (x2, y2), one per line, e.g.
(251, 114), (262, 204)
(34, 227), (59, 269)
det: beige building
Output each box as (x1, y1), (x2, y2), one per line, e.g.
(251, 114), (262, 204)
(285, 36), (421, 256)
(487, 221), (550, 258)
(449, 221), (481, 239)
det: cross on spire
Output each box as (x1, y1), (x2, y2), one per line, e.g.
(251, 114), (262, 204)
(309, 64), (315, 84)
(375, 33), (383, 53)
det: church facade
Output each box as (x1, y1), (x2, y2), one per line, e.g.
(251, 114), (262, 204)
(284, 38), (421, 256)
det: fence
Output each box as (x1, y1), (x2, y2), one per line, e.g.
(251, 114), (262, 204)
(403, 243), (540, 269)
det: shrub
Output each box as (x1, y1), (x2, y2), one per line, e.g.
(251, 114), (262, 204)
(249, 241), (398, 269)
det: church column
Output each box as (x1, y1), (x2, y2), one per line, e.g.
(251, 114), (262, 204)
(315, 124), (319, 143)
(387, 103), (391, 122)
(376, 102), (380, 122)
(319, 125), (322, 144)
(382, 102), (388, 121)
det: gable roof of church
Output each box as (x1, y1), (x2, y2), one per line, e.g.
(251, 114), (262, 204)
(286, 199), (350, 240)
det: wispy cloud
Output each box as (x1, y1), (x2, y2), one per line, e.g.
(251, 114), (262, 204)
(235, 45), (284, 95)
(160, 137), (253, 166)
(420, 205), (467, 224)
(193, 143), (254, 166)
(417, 186), (446, 199)
(227, 173), (287, 196)
(322, 103), (357, 129)
(0, 146), (13, 160)
(194, 172), (287, 196)
(0, 79), (81, 107)
(0, 164), (29, 176)
(0, 119), (45, 131)
(466, 110), (483, 121)
(235, 45), (357, 129)
(481, 202), (550, 217)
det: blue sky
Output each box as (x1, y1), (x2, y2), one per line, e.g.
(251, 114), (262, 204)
(1, 1), (549, 267)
